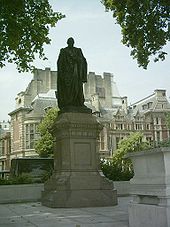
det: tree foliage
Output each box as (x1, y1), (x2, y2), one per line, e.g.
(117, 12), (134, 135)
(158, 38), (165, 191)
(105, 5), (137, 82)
(0, 0), (64, 72)
(114, 132), (151, 157)
(101, 132), (150, 181)
(35, 107), (58, 157)
(102, 0), (170, 69)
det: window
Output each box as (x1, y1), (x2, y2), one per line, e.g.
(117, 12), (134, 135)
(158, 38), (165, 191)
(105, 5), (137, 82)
(116, 123), (124, 130)
(156, 117), (159, 124)
(25, 123), (39, 149)
(146, 124), (150, 130)
(116, 115), (124, 121)
(142, 105), (147, 110)
(156, 131), (160, 142)
(148, 102), (153, 108)
(1, 140), (5, 155)
(127, 124), (131, 130)
(146, 137), (152, 145)
(135, 124), (143, 130)
(116, 137), (124, 149)
(99, 130), (105, 150)
(44, 106), (52, 113)
(15, 114), (18, 121)
(110, 123), (115, 129)
(116, 137), (120, 149)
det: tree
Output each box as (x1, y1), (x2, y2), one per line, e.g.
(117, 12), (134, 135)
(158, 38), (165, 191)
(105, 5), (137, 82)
(35, 107), (58, 157)
(0, 0), (64, 72)
(101, 132), (151, 181)
(102, 0), (170, 69)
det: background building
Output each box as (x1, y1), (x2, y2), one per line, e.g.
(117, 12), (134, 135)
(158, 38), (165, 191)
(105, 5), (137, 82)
(0, 121), (11, 172)
(8, 68), (124, 162)
(106, 89), (170, 158)
(1, 68), (170, 169)
(9, 68), (57, 162)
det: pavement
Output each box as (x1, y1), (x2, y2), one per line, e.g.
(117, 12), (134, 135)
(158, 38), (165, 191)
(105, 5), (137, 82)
(0, 196), (131, 227)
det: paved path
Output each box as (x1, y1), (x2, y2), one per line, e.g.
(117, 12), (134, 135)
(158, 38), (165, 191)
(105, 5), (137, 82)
(0, 197), (131, 227)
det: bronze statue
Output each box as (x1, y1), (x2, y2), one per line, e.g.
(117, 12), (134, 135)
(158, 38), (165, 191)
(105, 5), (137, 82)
(57, 37), (90, 113)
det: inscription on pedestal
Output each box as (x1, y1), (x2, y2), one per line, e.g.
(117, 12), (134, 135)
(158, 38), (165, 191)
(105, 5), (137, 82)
(74, 142), (92, 168)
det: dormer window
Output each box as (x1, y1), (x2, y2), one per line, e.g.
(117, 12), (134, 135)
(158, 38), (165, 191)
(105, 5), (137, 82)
(18, 98), (21, 104)
(44, 106), (52, 113)
(156, 117), (159, 124)
(148, 102), (153, 108)
(142, 105), (147, 110)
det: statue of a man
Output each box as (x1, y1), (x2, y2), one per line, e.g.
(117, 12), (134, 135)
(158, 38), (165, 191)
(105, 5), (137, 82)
(57, 37), (88, 112)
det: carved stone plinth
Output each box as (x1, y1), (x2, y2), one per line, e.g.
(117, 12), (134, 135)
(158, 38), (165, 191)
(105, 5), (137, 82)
(41, 112), (117, 208)
(127, 148), (170, 227)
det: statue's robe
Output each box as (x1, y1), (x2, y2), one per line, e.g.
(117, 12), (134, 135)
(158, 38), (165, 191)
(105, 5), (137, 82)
(57, 47), (87, 110)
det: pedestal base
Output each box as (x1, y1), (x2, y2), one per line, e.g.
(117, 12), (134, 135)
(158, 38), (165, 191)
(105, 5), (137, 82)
(41, 112), (117, 208)
(129, 202), (170, 227)
(42, 171), (117, 208)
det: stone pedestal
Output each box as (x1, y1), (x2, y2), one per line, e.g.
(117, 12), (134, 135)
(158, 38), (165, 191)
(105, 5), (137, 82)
(42, 112), (117, 208)
(127, 148), (170, 227)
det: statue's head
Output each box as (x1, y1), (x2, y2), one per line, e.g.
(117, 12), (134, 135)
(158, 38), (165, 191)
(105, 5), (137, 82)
(67, 37), (74, 47)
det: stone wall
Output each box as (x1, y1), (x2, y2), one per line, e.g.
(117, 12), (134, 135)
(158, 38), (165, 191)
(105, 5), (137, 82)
(0, 184), (43, 204)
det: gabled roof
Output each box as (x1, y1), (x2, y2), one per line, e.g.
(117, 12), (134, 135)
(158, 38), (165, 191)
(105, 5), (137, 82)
(129, 90), (170, 115)
(26, 96), (57, 119)
(31, 89), (56, 104)
(8, 107), (33, 116)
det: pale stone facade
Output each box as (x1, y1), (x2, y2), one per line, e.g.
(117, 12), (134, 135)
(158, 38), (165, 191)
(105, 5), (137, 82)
(100, 89), (170, 157)
(0, 121), (11, 171)
(128, 148), (170, 227)
(1, 68), (170, 168)
(8, 68), (58, 163)
(7, 68), (123, 164)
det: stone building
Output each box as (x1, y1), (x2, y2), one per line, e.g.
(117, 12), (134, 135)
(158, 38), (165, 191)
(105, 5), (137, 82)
(102, 89), (170, 157)
(84, 72), (125, 113)
(84, 71), (128, 158)
(0, 121), (11, 171)
(7, 68), (122, 167)
(2, 68), (170, 168)
(8, 68), (57, 162)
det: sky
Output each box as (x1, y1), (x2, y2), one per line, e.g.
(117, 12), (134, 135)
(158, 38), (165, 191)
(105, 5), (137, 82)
(0, 0), (170, 121)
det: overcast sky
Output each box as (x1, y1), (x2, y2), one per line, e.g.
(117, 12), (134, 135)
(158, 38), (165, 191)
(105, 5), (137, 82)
(0, 0), (170, 120)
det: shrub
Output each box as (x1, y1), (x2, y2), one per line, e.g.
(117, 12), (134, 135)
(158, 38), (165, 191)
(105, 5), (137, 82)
(101, 159), (133, 181)
(0, 174), (33, 185)
(101, 132), (150, 181)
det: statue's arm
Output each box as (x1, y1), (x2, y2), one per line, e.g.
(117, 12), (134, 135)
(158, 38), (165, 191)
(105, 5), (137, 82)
(57, 48), (64, 72)
(78, 48), (85, 59)
(78, 48), (87, 83)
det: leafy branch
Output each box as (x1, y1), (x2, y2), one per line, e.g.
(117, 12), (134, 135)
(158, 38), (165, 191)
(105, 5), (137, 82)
(102, 0), (170, 69)
(0, 0), (65, 72)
